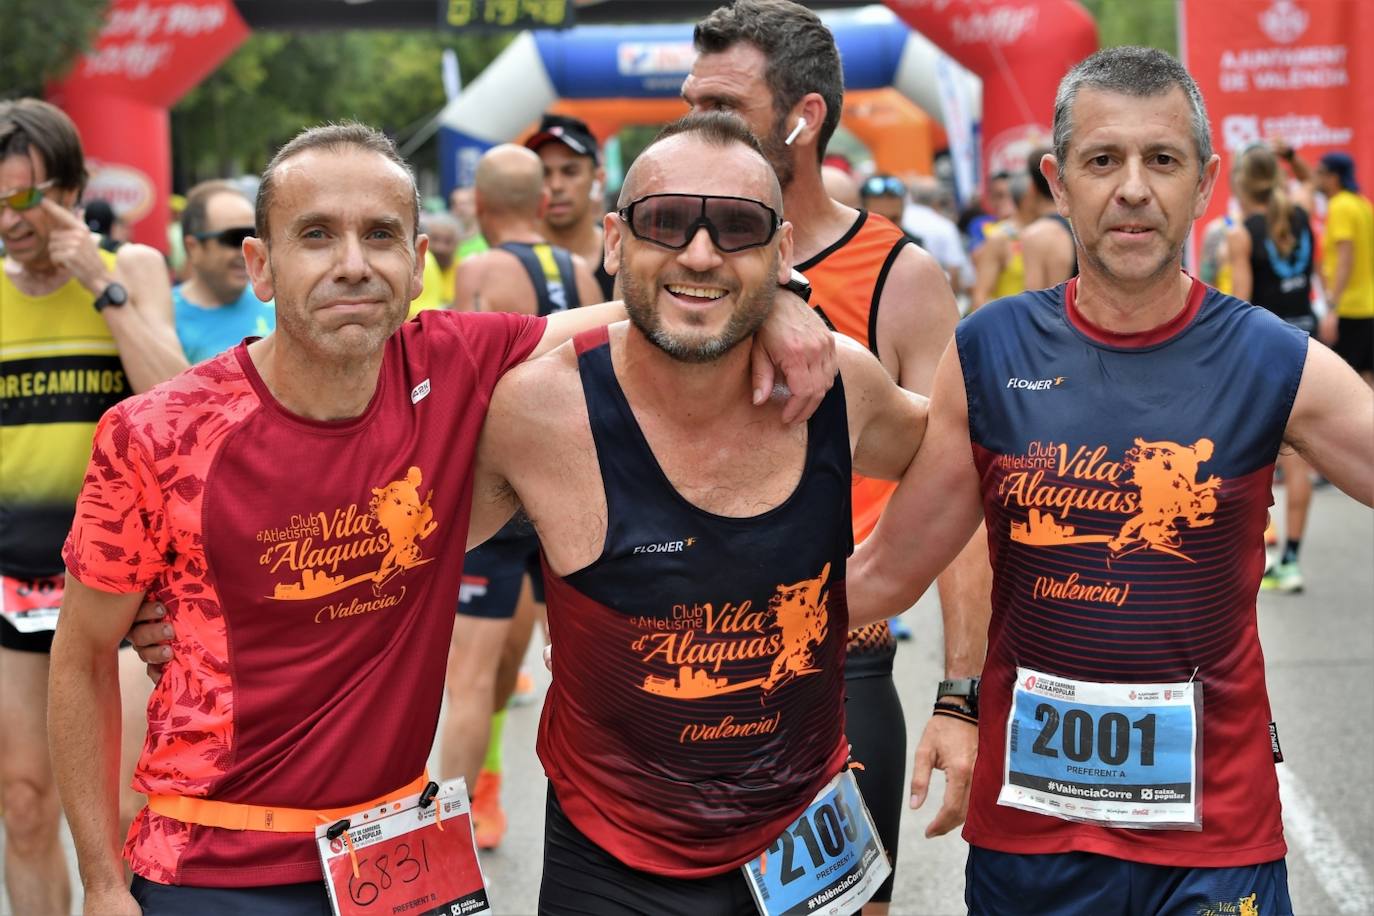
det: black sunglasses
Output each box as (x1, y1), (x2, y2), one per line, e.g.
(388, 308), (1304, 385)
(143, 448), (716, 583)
(192, 226), (255, 248)
(617, 193), (781, 253)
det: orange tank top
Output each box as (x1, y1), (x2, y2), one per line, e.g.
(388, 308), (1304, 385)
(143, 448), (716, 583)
(798, 211), (912, 669)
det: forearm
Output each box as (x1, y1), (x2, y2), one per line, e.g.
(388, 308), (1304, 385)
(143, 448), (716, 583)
(103, 305), (190, 392)
(933, 524), (992, 678)
(49, 631), (127, 893)
(1328, 246), (1353, 307)
(531, 300), (627, 359)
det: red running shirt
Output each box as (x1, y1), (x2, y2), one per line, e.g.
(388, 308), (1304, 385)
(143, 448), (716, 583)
(63, 310), (544, 887)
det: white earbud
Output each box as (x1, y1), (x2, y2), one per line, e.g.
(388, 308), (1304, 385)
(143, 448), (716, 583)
(784, 117), (808, 146)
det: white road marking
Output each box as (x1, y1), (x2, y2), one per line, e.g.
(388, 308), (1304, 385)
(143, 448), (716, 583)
(1278, 766), (1374, 914)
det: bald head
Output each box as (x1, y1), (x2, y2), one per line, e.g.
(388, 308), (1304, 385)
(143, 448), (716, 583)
(474, 144), (546, 218)
(619, 112), (782, 214)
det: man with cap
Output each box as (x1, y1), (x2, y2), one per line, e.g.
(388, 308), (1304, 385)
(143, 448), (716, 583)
(525, 113), (616, 301)
(1314, 151), (1374, 382)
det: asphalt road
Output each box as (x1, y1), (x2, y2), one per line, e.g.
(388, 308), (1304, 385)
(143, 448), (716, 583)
(4, 482), (1370, 915)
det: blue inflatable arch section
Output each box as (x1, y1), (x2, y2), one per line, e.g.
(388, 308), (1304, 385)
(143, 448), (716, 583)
(437, 7), (980, 190)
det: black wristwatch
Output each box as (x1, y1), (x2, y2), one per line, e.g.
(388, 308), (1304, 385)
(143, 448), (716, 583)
(93, 282), (129, 312)
(780, 268), (811, 303)
(936, 677), (981, 717)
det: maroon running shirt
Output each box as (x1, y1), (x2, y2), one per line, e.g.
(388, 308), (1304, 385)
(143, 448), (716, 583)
(64, 310), (545, 886)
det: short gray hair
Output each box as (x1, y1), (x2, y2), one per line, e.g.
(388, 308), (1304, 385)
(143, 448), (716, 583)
(1052, 47), (1212, 178)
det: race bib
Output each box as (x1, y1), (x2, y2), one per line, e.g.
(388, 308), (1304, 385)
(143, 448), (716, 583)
(315, 778), (491, 916)
(999, 667), (1202, 830)
(0, 574), (64, 634)
(742, 770), (890, 916)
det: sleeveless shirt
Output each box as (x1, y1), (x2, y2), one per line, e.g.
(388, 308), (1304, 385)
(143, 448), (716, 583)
(536, 326), (853, 877)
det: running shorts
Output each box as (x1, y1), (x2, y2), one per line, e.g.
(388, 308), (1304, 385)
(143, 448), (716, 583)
(844, 672), (906, 904)
(458, 532), (544, 620)
(966, 846), (1293, 916)
(1335, 316), (1374, 374)
(539, 785), (758, 916)
(131, 876), (332, 915)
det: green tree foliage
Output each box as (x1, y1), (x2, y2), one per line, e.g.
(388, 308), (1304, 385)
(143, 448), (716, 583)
(0, 0), (108, 99)
(1078, 0), (1177, 56)
(171, 31), (513, 184)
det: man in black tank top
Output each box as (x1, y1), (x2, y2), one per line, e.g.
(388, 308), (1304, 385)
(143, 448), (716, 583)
(1021, 146), (1078, 290)
(469, 114), (933, 914)
(442, 142), (606, 849)
(451, 144), (603, 316)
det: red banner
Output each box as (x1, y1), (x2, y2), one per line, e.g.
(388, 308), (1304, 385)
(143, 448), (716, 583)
(885, 0), (1097, 188)
(1182, 0), (1374, 250)
(48, 0), (249, 250)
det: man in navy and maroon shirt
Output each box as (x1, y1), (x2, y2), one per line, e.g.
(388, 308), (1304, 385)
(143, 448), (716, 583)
(852, 47), (1373, 915)
(471, 112), (929, 913)
(47, 122), (834, 915)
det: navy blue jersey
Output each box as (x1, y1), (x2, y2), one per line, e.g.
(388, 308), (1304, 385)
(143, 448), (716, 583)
(536, 327), (853, 878)
(960, 277), (1307, 866)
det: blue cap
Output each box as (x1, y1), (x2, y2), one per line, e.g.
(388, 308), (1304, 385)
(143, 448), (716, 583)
(1319, 152), (1358, 191)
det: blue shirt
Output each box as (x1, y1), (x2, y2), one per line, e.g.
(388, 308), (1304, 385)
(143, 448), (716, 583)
(173, 285), (275, 364)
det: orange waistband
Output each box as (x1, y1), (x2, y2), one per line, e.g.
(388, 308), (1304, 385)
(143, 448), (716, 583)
(147, 771), (429, 833)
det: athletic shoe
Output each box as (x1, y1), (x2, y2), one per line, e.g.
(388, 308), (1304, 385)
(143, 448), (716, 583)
(888, 616), (913, 641)
(471, 770), (506, 850)
(508, 668), (538, 707)
(1260, 561), (1304, 594)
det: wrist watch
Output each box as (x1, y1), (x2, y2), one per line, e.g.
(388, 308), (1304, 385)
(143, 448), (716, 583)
(93, 282), (129, 313)
(936, 677), (981, 716)
(779, 268), (811, 303)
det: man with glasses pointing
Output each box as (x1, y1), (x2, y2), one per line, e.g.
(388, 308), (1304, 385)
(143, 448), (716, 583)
(1, 97), (187, 916)
(173, 180), (276, 363)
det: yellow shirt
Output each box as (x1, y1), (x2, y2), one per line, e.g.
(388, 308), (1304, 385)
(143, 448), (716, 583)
(986, 220), (1026, 300)
(1, 250), (127, 575)
(408, 251), (457, 318)
(1324, 190), (1374, 318)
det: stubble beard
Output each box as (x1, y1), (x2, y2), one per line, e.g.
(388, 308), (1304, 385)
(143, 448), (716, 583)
(620, 255), (778, 365)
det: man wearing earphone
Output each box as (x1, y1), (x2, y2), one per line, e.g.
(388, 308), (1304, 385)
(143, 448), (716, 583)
(526, 113), (616, 302)
(682, 3), (992, 912)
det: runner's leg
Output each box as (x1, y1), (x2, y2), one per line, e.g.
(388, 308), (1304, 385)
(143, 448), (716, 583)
(844, 673), (906, 916)
(0, 637), (71, 916)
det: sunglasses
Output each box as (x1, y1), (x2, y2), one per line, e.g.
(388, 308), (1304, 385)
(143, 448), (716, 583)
(1, 180), (55, 212)
(192, 226), (256, 248)
(618, 193), (780, 253)
(862, 176), (905, 199)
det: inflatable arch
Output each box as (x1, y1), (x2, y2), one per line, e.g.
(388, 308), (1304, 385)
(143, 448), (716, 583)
(436, 8), (983, 191)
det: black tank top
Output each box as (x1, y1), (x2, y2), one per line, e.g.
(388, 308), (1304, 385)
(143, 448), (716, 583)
(497, 241), (581, 315)
(534, 325), (853, 876)
(1245, 207), (1313, 320)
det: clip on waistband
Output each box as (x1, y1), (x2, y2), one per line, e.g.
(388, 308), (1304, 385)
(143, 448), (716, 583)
(147, 770), (430, 833)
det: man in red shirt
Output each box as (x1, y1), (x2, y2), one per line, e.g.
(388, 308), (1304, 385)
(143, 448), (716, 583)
(47, 121), (832, 914)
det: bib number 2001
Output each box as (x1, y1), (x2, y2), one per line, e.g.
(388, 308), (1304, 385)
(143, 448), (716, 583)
(1030, 705), (1157, 767)
(999, 667), (1202, 830)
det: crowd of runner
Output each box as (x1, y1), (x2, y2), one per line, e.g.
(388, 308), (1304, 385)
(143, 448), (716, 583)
(2, 1), (1372, 914)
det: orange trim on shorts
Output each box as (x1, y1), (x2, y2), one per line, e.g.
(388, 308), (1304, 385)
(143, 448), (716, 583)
(146, 771), (429, 833)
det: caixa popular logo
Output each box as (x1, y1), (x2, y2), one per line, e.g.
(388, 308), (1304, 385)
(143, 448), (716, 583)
(1024, 675), (1037, 690)
(1221, 115), (1262, 152)
(84, 159), (155, 223)
(1260, 0), (1309, 45)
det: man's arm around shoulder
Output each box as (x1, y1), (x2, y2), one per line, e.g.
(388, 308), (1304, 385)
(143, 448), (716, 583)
(50, 576), (145, 915)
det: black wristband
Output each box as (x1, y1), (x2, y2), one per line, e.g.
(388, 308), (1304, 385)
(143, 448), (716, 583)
(933, 702), (978, 725)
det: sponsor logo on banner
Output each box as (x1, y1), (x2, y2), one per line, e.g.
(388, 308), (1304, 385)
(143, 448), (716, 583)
(85, 159), (155, 222)
(82, 2), (230, 81)
(950, 5), (1038, 45)
(616, 42), (695, 76)
(985, 122), (1052, 180)
(1259, 0), (1309, 44)
(1221, 113), (1353, 152)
